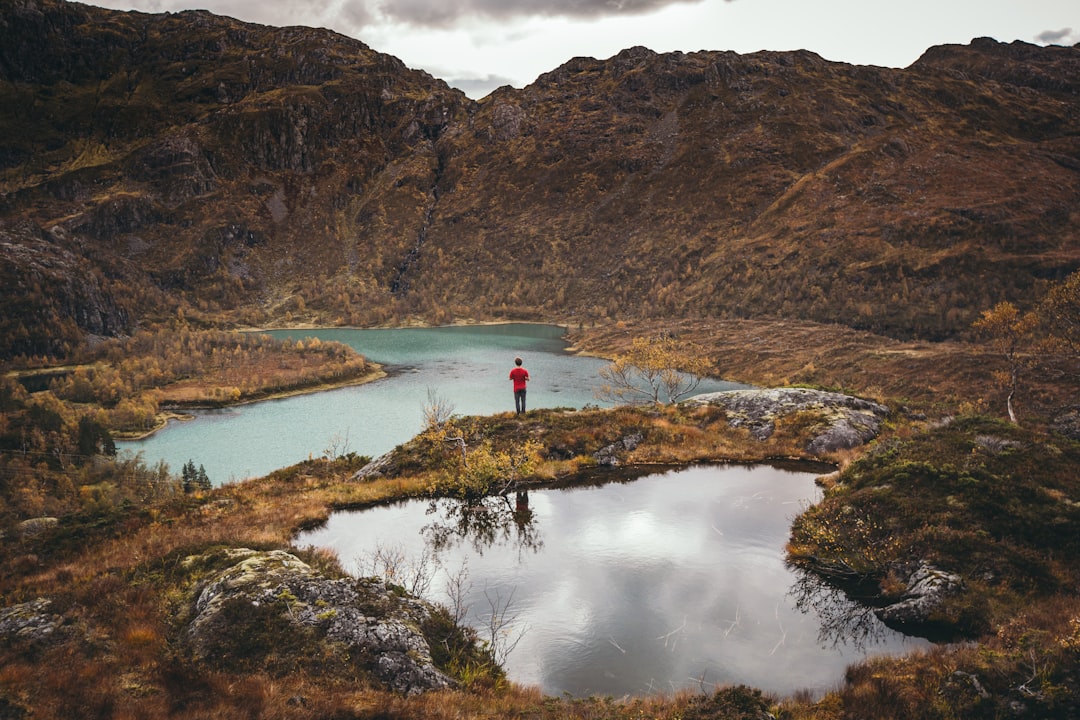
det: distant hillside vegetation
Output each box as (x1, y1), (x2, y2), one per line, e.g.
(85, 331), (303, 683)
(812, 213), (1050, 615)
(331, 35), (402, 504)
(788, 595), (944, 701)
(2, 0), (1079, 358)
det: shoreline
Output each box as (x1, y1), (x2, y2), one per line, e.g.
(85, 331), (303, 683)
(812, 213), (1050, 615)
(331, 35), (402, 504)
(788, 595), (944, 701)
(115, 367), (387, 442)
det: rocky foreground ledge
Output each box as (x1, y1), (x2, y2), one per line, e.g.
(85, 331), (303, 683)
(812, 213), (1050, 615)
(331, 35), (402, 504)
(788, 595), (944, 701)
(185, 548), (455, 694)
(0, 548), (463, 695)
(683, 387), (891, 454)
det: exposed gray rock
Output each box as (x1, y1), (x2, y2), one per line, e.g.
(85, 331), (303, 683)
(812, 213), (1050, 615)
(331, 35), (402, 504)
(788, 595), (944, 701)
(1052, 408), (1080, 441)
(15, 517), (58, 540)
(684, 387), (890, 453)
(594, 432), (644, 466)
(186, 548), (453, 694)
(0, 598), (64, 645)
(351, 451), (395, 480)
(974, 434), (1022, 454)
(875, 562), (964, 627)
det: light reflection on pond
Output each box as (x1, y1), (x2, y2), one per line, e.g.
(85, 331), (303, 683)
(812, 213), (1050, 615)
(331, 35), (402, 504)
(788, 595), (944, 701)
(296, 463), (929, 697)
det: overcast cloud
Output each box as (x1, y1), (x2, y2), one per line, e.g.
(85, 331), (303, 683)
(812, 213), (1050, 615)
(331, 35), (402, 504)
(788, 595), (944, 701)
(79, 0), (1079, 98)
(366, 0), (712, 27)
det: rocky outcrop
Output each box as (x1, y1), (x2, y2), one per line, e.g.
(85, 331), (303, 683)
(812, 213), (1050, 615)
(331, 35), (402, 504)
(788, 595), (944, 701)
(594, 432), (644, 466)
(186, 548), (453, 694)
(875, 562), (965, 628)
(684, 387), (890, 454)
(351, 451), (396, 480)
(1052, 408), (1080, 441)
(14, 517), (58, 540)
(0, 221), (132, 358)
(0, 598), (65, 646)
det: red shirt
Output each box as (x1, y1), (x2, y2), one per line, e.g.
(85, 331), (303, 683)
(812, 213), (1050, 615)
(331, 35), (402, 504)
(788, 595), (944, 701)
(509, 366), (530, 391)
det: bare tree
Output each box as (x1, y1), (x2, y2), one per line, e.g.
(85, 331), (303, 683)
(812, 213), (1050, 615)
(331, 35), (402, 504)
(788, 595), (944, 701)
(596, 335), (710, 405)
(482, 586), (527, 666)
(322, 429), (351, 460)
(443, 560), (472, 623)
(422, 386), (456, 430)
(358, 542), (437, 598)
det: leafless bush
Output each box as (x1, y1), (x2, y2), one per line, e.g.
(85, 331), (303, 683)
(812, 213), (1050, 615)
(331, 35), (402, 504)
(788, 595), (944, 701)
(423, 387), (456, 430)
(357, 542), (436, 598)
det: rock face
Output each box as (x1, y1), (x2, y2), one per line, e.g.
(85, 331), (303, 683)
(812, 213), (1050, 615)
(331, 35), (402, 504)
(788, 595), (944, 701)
(186, 548), (453, 694)
(0, 222), (132, 358)
(0, 598), (65, 646)
(875, 562), (965, 628)
(684, 387), (890, 453)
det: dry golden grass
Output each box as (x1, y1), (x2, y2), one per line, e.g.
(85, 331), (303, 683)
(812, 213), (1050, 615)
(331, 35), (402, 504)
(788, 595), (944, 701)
(3, 319), (1079, 718)
(568, 317), (1079, 419)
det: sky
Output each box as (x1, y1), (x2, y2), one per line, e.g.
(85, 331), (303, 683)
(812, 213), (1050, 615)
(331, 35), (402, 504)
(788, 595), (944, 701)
(79, 0), (1079, 98)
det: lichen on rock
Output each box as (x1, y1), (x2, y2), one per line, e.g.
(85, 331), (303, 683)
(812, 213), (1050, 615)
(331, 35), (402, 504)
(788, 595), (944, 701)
(0, 598), (65, 646)
(875, 562), (965, 628)
(184, 548), (454, 694)
(684, 387), (890, 454)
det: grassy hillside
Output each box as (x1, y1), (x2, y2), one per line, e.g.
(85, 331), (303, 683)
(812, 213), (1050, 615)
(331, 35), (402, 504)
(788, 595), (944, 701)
(1, 1), (1078, 359)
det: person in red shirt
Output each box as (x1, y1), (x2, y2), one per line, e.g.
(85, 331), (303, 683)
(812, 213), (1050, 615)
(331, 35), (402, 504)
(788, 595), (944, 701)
(509, 357), (530, 414)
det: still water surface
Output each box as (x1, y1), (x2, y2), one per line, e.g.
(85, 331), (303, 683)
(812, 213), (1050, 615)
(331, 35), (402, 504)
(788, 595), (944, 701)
(117, 324), (741, 483)
(296, 463), (927, 697)
(117, 323), (925, 696)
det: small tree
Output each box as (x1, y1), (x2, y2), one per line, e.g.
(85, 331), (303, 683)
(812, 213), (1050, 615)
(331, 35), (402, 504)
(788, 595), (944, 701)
(77, 415), (116, 458)
(596, 336), (709, 405)
(181, 459), (197, 493)
(196, 464), (211, 491)
(1037, 270), (1080, 356)
(973, 301), (1039, 423)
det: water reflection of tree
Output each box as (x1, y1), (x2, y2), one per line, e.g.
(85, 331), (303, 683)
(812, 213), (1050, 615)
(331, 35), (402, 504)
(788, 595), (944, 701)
(788, 568), (892, 651)
(422, 490), (543, 557)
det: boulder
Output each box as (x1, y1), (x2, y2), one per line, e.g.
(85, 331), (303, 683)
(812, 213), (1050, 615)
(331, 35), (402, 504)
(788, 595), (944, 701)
(186, 548), (453, 694)
(594, 432), (644, 466)
(1052, 408), (1080, 441)
(683, 387), (890, 453)
(15, 517), (58, 540)
(874, 562), (964, 628)
(0, 598), (64, 645)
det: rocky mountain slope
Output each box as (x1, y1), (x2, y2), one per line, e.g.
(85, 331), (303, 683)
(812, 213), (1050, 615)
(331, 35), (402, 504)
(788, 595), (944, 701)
(2, 0), (1078, 358)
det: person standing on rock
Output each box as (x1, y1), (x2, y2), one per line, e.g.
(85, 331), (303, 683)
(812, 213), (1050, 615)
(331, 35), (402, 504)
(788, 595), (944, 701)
(509, 357), (530, 414)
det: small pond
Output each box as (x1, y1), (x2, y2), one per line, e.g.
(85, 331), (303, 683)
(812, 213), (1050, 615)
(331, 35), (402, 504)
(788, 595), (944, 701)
(296, 463), (929, 698)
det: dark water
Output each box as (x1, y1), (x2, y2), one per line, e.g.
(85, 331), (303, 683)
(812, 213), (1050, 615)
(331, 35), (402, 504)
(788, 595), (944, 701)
(116, 324), (743, 483)
(295, 463), (928, 698)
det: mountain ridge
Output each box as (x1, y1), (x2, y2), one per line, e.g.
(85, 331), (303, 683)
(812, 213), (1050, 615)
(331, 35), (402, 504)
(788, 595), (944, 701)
(1, 0), (1078, 358)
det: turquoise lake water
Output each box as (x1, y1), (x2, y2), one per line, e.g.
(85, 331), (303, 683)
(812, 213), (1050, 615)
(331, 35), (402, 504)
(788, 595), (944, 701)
(117, 324), (741, 483)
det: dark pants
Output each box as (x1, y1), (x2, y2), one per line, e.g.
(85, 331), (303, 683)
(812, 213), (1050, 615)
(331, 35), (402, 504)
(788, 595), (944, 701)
(514, 389), (527, 414)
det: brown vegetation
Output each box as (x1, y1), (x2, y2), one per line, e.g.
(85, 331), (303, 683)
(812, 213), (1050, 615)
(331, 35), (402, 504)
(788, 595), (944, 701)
(2, 1), (1078, 357)
(28, 327), (376, 436)
(2, 313), (1080, 717)
(0, 404), (830, 719)
(0, 327), (374, 527)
